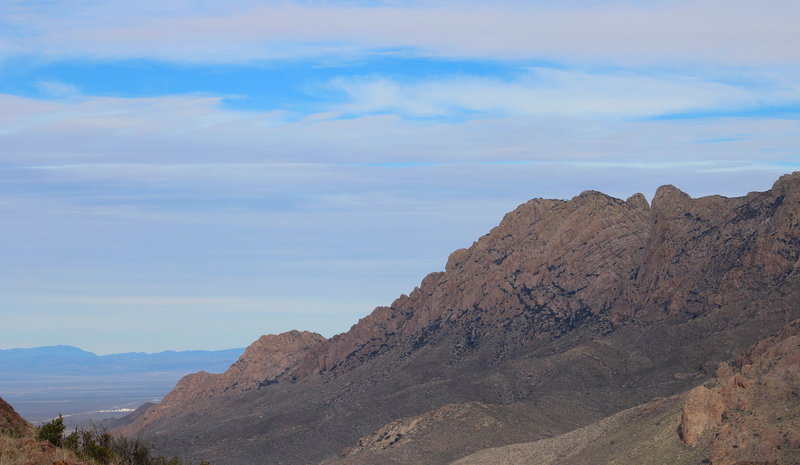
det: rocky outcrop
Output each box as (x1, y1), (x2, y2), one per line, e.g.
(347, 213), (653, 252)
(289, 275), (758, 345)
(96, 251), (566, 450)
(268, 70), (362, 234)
(679, 318), (800, 464)
(680, 386), (725, 445)
(163, 330), (326, 400)
(122, 173), (800, 465)
(321, 401), (564, 465)
(346, 402), (498, 455)
(116, 330), (325, 436)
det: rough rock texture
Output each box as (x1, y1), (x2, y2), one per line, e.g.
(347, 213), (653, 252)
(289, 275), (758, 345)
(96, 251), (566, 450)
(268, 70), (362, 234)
(120, 173), (800, 465)
(116, 330), (325, 436)
(683, 318), (800, 465)
(303, 173), (800, 377)
(680, 386), (725, 445)
(0, 396), (32, 437)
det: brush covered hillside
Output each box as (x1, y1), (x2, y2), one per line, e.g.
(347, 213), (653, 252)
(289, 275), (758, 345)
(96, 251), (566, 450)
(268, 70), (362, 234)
(0, 397), (79, 465)
(0, 397), (32, 437)
(0, 396), (207, 465)
(117, 173), (800, 465)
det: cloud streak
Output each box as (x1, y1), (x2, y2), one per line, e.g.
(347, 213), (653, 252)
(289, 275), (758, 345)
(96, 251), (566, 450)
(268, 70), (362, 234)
(2, 0), (799, 65)
(328, 68), (798, 118)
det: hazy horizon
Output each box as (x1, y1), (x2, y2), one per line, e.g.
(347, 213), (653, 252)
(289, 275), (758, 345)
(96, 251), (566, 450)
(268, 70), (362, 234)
(2, 0), (799, 354)
(0, 343), (244, 356)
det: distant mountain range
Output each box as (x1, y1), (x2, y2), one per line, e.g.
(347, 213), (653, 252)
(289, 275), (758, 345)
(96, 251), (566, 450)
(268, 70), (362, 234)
(0, 345), (245, 378)
(116, 172), (800, 465)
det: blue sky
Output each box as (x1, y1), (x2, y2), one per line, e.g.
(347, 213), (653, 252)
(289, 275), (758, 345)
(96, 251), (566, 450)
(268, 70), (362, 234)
(1, 0), (799, 354)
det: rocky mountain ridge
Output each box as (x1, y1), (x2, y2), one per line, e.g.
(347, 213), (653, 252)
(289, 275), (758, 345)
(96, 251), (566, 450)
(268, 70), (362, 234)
(118, 172), (800, 465)
(120, 331), (325, 434)
(301, 173), (799, 377)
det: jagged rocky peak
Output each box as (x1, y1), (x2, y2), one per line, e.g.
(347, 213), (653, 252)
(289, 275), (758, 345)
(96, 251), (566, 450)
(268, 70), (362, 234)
(231, 330), (327, 380)
(304, 174), (800, 375)
(772, 170), (800, 195)
(115, 330), (326, 436)
(625, 192), (649, 210)
(205, 330), (325, 390)
(650, 184), (691, 212)
(572, 189), (616, 203)
(304, 188), (659, 374)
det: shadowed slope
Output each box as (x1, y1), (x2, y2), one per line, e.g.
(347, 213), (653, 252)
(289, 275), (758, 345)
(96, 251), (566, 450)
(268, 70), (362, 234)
(450, 318), (800, 465)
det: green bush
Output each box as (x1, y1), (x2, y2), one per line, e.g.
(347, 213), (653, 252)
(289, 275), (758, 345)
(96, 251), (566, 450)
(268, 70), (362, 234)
(78, 427), (114, 464)
(36, 414), (65, 446)
(35, 418), (209, 465)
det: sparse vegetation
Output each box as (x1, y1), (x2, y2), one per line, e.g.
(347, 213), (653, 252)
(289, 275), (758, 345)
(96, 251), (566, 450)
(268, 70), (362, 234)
(29, 417), (207, 465)
(36, 415), (65, 447)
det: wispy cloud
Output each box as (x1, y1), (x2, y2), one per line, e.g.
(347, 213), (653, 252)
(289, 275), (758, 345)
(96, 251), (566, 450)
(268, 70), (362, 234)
(2, 92), (798, 169)
(34, 79), (81, 99)
(2, 0), (799, 65)
(327, 68), (798, 119)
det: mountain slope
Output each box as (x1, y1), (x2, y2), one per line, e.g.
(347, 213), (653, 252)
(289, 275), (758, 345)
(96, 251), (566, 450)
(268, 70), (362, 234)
(120, 172), (800, 465)
(0, 397), (32, 437)
(449, 317), (800, 465)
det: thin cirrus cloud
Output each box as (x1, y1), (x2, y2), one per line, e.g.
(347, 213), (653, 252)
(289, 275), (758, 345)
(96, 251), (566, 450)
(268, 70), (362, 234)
(326, 69), (790, 119)
(1, 0), (799, 65)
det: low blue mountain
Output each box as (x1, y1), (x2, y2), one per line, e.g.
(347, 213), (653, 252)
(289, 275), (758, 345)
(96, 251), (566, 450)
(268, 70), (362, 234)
(0, 345), (244, 378)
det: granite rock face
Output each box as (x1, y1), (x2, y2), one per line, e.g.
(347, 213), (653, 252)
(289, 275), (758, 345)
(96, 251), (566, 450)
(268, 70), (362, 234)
(680, 318), (800, 464)
(117, 330), (325, 436)
(119, 173), (800, 465)
(302, 173), (800, 376)
(680, 386), (725, 445)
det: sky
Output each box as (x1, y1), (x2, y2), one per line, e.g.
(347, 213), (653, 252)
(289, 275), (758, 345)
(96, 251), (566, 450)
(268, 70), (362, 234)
(1, 0), (799, 354)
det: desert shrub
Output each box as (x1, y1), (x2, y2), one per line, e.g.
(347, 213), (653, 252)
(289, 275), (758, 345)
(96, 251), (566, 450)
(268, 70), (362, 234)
(63, 430), (79, 450)
(78, 427), (115, 464)
(34, 419), (209, 465)
(111, 436), (152, 465)
(36, 414), (65, 446)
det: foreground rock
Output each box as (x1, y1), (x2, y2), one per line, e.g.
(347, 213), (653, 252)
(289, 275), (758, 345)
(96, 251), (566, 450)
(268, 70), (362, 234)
(680, 386), (725, 445)
(680, 318), (800, 464)
(119, 173), (800, 465)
